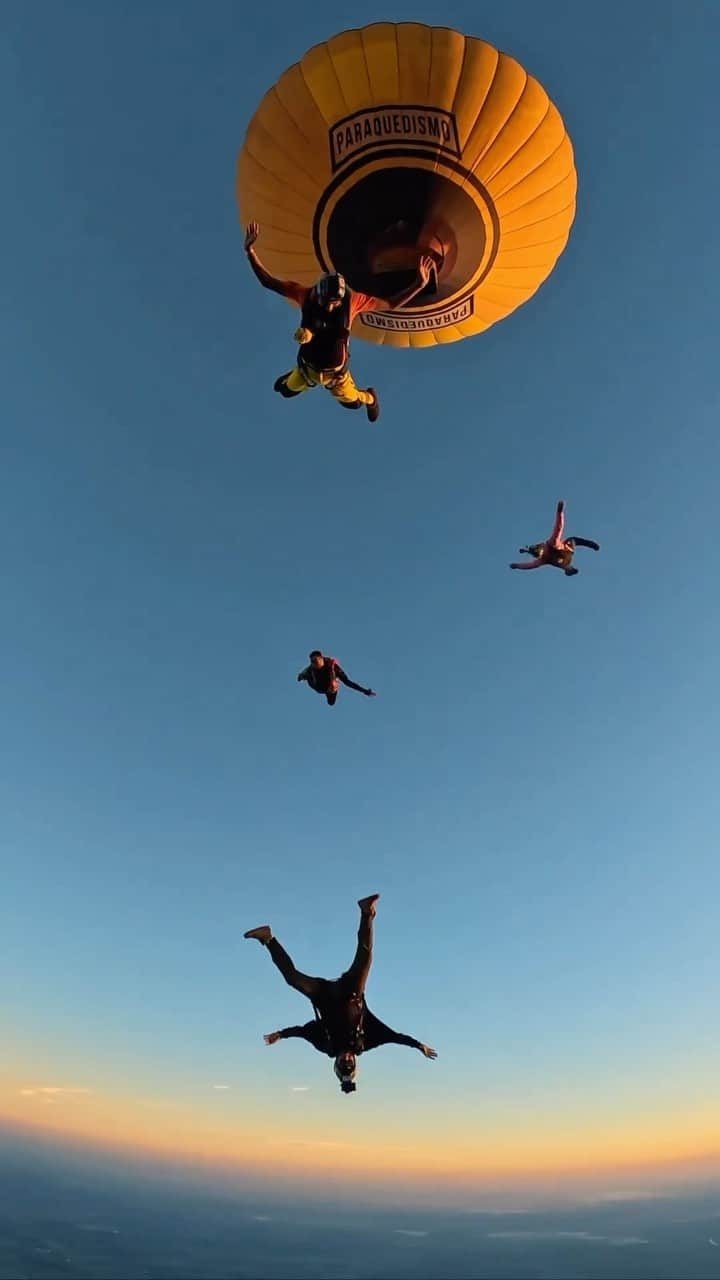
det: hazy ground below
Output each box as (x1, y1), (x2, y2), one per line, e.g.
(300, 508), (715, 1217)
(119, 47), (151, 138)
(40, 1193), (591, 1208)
(2, 1135), (719, 1279)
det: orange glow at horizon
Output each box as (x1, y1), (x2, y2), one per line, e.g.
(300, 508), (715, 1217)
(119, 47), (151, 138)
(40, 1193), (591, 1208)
(2, 1068), (719, 1190)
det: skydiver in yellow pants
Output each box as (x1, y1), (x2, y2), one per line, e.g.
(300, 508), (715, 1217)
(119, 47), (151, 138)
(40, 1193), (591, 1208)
(276, 360), (375, 412)
(244, 222), (433, 422)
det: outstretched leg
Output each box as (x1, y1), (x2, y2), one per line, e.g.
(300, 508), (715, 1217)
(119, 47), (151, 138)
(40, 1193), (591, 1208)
(327, 371), (380, 422)
(244, 926), (323, 1000)
(569, 536), (600, 551)
(327, 369), (374, 407)
(267, 937), (324, 999)
(340, 895), (379, 995)
(274, 366), (313, 399)
(326, 690), (338, 706)
(548, 500), (566, 548)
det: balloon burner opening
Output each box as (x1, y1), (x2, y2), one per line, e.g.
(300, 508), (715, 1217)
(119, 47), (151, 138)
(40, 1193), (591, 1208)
(326, 168), (485, 307)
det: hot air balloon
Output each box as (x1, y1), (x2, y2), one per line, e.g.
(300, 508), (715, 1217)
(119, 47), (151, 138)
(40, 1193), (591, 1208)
(237, 23), (577, 350)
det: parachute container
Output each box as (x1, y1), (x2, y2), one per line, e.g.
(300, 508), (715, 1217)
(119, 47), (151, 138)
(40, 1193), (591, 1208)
(237, 23), (577, 349)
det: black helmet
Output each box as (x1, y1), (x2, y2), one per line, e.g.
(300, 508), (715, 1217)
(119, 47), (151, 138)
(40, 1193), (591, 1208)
(315, 273), (346, 307)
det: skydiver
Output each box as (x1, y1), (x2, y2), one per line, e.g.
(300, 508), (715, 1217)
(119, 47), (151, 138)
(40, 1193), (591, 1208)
(244, 221), (434, 422)
(510, 500), (600, 576)
(244, 894), (437, 1094)
(297, 650), (376, 707)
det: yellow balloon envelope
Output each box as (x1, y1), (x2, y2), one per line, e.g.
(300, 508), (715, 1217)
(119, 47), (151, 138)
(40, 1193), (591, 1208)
(237, 23), (577, 349)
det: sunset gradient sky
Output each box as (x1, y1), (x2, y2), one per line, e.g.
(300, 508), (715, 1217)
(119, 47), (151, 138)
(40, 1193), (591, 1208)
(2, 0), (719, 1208)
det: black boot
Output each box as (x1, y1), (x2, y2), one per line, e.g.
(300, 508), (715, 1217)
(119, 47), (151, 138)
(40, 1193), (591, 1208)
(274, 375), (302, 399)
(366, 389), (380, 423)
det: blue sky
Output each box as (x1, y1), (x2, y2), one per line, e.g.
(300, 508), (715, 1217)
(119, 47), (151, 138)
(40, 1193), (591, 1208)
(2, 0), (719, 1174)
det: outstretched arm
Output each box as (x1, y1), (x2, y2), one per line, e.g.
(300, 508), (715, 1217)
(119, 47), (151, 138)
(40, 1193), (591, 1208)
(335, 666), (376, 697)
(354, 255), (436, 316)
(382, 1030), (437, 1058)
(384, 255), (435, 310)
(383, 254), (436, 310)
(244, 222), (307, 303)
(297, 668), (309, 683)
(265, 1022), (317, 1046)
(368, 1016), (437, 1057)
(510, 558), (544, 570)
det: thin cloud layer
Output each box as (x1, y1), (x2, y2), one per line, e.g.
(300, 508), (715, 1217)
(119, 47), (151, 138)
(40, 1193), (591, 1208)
(581, 1189), (665, 1203)
(487, 1230), (648, 1246)
(20, 1087), (90, 1097)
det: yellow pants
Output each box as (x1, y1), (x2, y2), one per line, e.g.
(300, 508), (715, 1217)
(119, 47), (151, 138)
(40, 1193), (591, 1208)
(279, 364), (374, 407)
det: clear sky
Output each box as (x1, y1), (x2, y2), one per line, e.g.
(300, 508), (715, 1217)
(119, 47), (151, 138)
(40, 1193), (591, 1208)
(2, 0), (719, 1206)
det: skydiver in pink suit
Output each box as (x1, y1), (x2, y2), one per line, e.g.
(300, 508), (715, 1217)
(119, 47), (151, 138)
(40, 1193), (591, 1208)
(510, 501), (600, 577)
